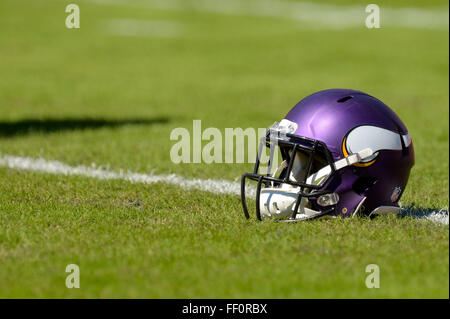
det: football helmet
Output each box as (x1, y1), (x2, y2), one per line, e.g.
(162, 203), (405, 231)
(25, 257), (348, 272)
(241, 89), (414, 222)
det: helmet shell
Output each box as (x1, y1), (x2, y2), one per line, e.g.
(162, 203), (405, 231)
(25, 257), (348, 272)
(284, 89), (414, 216)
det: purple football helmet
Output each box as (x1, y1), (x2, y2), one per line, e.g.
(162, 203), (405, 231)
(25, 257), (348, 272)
(241, 89), (414, 222)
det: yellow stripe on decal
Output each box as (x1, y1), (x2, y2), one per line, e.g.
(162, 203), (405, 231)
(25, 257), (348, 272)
(342, 136), (376, 167)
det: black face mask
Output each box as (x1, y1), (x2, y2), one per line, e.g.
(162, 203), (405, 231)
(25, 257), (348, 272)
(240, 123), (337, 222)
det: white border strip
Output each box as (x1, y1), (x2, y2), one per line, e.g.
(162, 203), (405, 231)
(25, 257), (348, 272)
(0, 154), (447, 225)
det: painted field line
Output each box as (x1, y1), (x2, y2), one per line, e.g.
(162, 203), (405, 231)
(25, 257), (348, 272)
(0, 154), (447, 225)
(102, 18), (183, 38)
(422, 210), (449, 226)
(0, 153), (253, 197)
(88, 0), (449, 30)
(399, 206), (449, 226)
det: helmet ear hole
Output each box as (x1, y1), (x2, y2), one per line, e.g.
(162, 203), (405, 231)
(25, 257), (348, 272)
(352, 177), (377, 195)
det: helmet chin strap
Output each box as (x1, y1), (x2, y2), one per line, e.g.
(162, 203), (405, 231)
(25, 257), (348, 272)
(306, 148), (374, 186)
(260, 148), (374, 220)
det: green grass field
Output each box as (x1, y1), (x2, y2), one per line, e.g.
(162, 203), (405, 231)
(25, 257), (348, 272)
(0, 0), (448, 298)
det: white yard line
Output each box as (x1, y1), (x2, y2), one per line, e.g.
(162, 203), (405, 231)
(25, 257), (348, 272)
(0, 153), (448, 225)
(0, 153), (252, 197)
(88, 0), (449, 30)
(424, 210), (450, 225)
(101, 18), (183, 38)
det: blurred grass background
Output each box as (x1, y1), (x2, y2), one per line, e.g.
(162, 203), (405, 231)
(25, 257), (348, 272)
(0, 0), (448, 298)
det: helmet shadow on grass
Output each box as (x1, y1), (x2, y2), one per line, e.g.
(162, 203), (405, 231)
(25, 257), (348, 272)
(0, 117), (170, 137)
(397, 205), (449, 225)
